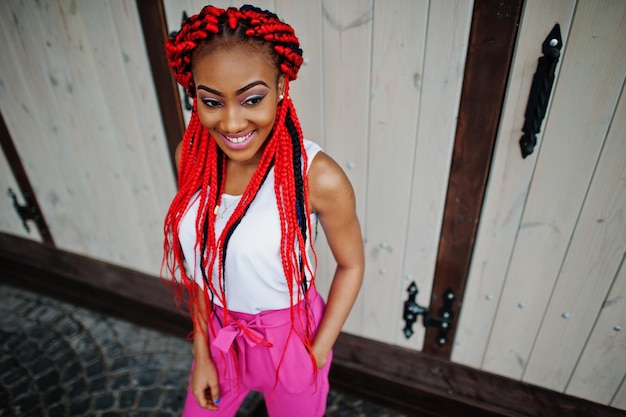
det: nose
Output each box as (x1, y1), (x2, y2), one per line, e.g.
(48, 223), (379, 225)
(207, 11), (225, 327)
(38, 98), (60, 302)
(220, 105), (246, 134)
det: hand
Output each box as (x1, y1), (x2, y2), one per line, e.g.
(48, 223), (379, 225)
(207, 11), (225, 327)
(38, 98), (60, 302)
(191, 358), (220, 410)
(311, 343), (330, 369)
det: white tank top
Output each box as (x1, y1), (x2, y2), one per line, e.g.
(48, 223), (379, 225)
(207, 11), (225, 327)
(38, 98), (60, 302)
(178, 140), (322, 314)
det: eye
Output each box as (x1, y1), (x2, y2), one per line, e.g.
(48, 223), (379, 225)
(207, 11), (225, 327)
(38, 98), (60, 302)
(200, 97), (223, 108)
(242, 95), (265, 106)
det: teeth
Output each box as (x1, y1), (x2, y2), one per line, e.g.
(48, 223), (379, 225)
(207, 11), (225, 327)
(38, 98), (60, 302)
(224, 132), (252, 144)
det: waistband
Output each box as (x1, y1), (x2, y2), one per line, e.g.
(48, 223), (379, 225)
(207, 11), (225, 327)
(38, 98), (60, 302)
(210, 288), (322, 354)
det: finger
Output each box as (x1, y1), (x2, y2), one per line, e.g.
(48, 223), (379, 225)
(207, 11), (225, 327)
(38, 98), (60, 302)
(209, 382), (221, 407)
(194, 389), (208, 409)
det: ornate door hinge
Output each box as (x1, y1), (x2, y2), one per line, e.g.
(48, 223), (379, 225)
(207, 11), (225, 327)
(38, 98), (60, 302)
(8, 187), (47, 236)
(403, 282), (455, 346)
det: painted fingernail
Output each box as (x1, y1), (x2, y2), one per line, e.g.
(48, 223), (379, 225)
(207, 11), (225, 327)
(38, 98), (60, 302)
(214, 397), (220, 404)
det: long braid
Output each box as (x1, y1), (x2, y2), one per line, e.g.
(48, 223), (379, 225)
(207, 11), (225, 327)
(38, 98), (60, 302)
(161, 5), (315, 369)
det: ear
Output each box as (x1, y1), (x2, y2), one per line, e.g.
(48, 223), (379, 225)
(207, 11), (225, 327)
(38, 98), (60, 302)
(277, 74), (286, 99)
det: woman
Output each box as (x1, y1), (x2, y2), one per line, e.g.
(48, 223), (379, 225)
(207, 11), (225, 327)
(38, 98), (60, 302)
(162, 5), (364, 416)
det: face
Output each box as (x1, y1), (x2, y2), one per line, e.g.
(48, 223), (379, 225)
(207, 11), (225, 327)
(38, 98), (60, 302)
(192, 44), (285, 167)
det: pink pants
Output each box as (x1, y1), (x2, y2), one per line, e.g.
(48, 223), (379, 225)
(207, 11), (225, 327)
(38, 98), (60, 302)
(182, 289), (331, 417)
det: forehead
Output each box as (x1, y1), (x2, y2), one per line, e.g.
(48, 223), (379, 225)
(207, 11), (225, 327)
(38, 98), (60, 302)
(192, 44), (279, 91)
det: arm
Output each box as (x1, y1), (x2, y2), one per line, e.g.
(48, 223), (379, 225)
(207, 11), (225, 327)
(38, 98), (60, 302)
(190, 285), (221, 409)
(308, 152), (365, 368)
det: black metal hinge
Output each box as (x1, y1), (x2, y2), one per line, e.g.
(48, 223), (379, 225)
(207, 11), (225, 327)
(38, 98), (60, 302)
(403, 282), (455, 346)
(8, 187), (50, 239)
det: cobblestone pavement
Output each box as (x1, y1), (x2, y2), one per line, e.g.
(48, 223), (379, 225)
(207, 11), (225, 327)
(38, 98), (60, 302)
(0, 284), (408, 417)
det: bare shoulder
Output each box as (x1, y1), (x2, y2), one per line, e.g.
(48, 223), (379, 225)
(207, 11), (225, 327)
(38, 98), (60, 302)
(308, 151), (355, 215)
(175, 141), (183, 170)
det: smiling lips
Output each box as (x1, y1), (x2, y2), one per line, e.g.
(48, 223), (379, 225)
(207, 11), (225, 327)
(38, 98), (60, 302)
(220, 131), (255, 150)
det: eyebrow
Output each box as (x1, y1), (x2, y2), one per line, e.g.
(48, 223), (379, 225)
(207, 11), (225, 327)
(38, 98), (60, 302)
(197, 80), (270, 97)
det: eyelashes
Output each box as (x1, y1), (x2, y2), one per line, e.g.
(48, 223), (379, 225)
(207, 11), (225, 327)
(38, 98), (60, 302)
(244, 95), (264, 106)
(200, 97), (222, 108)
(199, 94), (267, 108)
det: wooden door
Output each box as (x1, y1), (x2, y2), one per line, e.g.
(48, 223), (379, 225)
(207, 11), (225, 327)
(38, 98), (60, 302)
(0, 0), (176, 276)
(453, 0), (626, 408)
(161, 0), (475, 351)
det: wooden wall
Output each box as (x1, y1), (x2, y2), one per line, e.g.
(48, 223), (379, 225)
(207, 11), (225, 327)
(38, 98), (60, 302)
(454, 0), (626, 409)
(162, 0), (474, 351)
(0, 0), (176, 275)
(1, 0), (625, 412)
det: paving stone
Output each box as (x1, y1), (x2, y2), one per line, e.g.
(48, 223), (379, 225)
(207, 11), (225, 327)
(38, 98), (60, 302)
(0, 284), (409, 417)
(137, 387), (163, 409)
(88, 374), (108, 393)
(68, 395), (92, 415)
(93, 391), (116, 410)
(47, 403), (67, 417)
(110, 372), (131, 390)
(118, 389), (137, 409)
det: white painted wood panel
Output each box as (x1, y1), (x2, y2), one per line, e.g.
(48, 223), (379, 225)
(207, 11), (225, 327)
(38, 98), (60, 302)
(360, 0), (428, 343)
(522, 75), (626, 391)
(564, 256), (626, 409)
(79, 0), (176, 273)
(321, 0), (373, 334)
(0, 0), (106, 255)
(397, 0), (473, 350)
(452, 0), (577, 367)
(482, 0), (626, 380)
(0, 0), (175, 275)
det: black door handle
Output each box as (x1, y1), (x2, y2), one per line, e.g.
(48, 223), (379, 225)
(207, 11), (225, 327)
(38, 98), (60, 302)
(520, 24), (563, 158)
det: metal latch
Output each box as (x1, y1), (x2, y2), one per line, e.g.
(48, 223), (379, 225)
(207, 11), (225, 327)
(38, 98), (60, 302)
(8, 187), (43, 234)
(403, 282), (455, 346)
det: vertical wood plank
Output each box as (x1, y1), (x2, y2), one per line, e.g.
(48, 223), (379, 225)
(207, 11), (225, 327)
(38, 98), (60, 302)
(360, 0), (428, 343)
(321, 0), (373, 334)
(451, 0), (577, 367)
(422, 0), (523, 356)
(81, 0), (177, 273)
(52, 0), (154, 271)
(564, 256), (626, 408)
(521, 76), (626, 392)
(482, 0), (626, 379)
(396, 0), (473, 350)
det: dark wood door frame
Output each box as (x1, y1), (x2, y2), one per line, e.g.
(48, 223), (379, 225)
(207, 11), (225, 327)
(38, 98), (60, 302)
(423, 0), (525, 356)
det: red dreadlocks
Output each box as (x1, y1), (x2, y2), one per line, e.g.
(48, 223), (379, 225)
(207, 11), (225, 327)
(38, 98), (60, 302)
(161, 5), (315, 364)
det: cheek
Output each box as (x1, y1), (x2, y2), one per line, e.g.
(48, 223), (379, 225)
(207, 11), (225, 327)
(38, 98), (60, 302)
(258, 107), (279, 129)
(197, 109), (218, 130)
